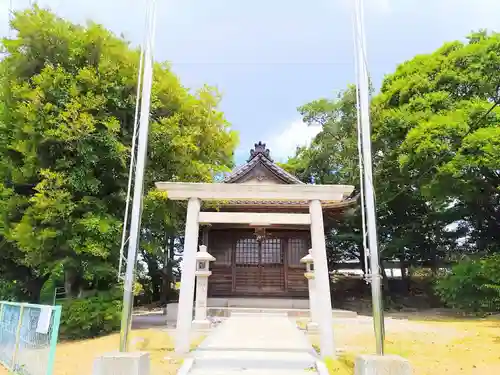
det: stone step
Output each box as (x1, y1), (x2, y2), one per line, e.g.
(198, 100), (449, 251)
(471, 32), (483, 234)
(229, 311), (288, 317)
(165, 302), (357, 322)
(208, 298), (310, 309)
(206, 307), (357, 319)
(187, 312), (322, 375)
(193, 350), (317, 370)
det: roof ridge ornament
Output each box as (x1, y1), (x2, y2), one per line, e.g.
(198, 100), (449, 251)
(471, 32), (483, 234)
(248, 141), (273, 162)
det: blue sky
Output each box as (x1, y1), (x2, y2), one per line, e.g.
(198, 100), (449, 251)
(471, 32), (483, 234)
(2, 0), (499, 165)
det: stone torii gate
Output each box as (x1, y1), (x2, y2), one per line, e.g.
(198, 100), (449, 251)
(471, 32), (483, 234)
(155, 181), (354, 357)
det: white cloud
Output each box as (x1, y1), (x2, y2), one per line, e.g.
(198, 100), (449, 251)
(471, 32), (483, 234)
(267, 120), (321, 162)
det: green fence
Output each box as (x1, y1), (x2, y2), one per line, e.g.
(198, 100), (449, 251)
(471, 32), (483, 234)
(0, 301), (62, 375)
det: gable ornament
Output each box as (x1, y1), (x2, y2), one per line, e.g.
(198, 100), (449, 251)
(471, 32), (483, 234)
(248, 141), (273, 162)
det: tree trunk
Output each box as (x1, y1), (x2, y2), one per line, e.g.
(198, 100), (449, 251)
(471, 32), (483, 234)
(64, 268), (80, 298)
(150, 267), (161, 303)
(399, 256), (410, 292)
(379, 259), (392, 308)
(25, 275), (50, 303)
(430, 247), (438, 276)
(359, 245), (366, 275)
(380, 260), (390, 294)
(160, 236), (175, 304)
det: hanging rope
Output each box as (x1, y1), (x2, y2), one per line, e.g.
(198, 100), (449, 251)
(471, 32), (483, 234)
(117, 0), (150, 280)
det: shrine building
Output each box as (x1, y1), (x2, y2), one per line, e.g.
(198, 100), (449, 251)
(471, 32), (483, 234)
(156, 141), (356, 354)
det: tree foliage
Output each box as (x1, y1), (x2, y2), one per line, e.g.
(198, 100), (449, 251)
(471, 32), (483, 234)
(59, 294), (122, 340)
(375, 29), (500, 254)
(435, 254), (500, 312)
(0, 7), (238, 302)
(283, 30), (500, 294)
(285, 86), (360, 185)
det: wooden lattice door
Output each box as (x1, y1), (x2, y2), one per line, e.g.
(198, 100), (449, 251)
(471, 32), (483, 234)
(234, 235), (285, 294)
(234, 237), (260, 293)
(260, 238), (285, 292)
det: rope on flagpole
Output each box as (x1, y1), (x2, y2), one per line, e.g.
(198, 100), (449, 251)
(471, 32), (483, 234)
(352, 0), (385, 355)
(119, 0), (157, 352)
(118, 0), (149, 281)
(351, 7), (370, 282)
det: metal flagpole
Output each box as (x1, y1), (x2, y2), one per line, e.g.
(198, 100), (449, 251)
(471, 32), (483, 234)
(118, 1), (148, 281)
(351, 7), (369, 280)
(352, 0), (385, 355)
(119, 0), (157, 352)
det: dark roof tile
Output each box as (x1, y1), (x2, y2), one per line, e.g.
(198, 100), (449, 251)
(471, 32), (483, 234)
(224, 141), (304, 184)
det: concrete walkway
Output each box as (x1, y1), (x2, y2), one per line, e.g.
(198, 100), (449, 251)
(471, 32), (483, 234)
(187, 312), (319, 374)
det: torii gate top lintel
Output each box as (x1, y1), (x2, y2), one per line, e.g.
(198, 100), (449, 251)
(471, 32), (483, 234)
(155, 181), (355, 202)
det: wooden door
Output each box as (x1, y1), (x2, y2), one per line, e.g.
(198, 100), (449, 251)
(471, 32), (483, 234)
(234, 236), (285, 294)
(260, 238), (285, 292)
(234, 237), (260, 293)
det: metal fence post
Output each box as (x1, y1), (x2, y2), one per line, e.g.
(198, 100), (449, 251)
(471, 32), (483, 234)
(11, 303), (24, 369)
(46, 305), (62, 375)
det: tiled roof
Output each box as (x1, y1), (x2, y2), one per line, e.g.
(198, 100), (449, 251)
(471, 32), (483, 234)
(220, 141), (358, 212)
(223, 142), (304, 184)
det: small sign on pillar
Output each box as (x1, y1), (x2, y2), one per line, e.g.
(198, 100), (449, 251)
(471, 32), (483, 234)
(301, 249), (319, 332)
(192, 245), (215, 330)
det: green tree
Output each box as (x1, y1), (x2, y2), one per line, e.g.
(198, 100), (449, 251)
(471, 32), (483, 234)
(286, 30), (500, 298)
(375, 30), (500, 254)
(285, 86), (360, 185)
(282, 87), (371, 274)
(0, 6), (238, 302)
(435, 254), (500, 312)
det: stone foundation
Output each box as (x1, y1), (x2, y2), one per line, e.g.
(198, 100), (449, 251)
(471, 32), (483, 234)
(192, 319), (211, 330)
(93, 352), (150, 375)
(306, 321), (319, 332)
(355, 354), (412, 375)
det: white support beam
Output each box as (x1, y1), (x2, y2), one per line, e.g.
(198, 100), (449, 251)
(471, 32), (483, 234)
(175, 197), (200, 354)
(309, 199), (335, 358)
(155, 182), (354, 201)
(198, 212), (311, 225)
